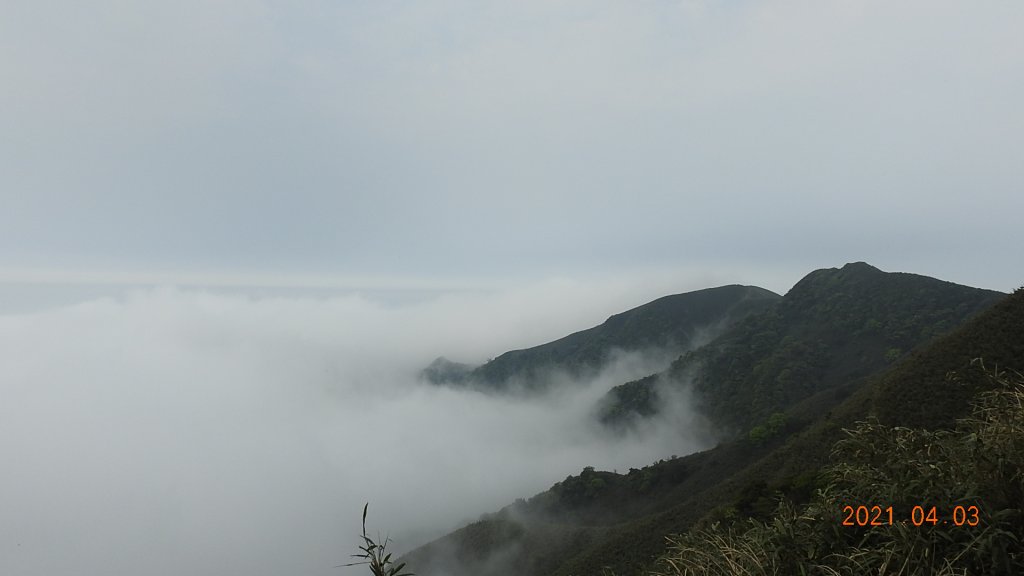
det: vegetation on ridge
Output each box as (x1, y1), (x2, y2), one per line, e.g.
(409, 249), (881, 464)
(601, 262), (1003, 434)
(651, 365), (1024, 576)
(401, 265), (1020, 576)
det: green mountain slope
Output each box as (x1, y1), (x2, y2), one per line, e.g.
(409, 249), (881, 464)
(650, 367), (1024, 576)
(602, 262), (1003, 434)
(423, 284), (781, 392)
(402, 266), (1016, 576)
(550, 285), (1022, 576)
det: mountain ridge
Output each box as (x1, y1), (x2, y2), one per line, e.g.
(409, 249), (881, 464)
(422, 284), (781, 392)
(601, 261), (1004, 434)
(401, 263), (1014, 576)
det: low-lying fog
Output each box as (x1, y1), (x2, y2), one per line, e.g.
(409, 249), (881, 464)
(0, 280), (714, 576)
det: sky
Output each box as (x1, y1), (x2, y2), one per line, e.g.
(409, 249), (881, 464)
(2, 2), (1023, 575)
(1, 0), (1021, 294)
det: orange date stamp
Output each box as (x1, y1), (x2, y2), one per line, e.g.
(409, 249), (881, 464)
(841, 505), (980, 527)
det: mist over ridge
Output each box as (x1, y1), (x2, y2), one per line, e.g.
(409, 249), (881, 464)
(400, 263), (1012, 576)
(425, 284), (781, 394)
(0, 278), (718, 576)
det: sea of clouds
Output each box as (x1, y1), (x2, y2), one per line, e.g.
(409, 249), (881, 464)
(0, 280), (713, 576)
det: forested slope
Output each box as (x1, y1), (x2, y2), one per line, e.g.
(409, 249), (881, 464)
(402, 267), (1017, 576)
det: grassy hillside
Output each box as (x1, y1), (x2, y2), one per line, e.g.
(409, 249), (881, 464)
(423, 284), (780, 392)
(651, 366), (1024, 576)
(401, 267), (1017, 576)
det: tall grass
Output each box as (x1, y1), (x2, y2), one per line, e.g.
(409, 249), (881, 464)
(650, 364), (1023, 576)
(344, 504), (414, 576)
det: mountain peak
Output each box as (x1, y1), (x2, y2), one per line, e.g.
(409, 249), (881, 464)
(841, 261), (882, 273)
(785, 261), (885, 299)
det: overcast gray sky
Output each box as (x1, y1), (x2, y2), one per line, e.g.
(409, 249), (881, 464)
(2, 0), (1022, 295)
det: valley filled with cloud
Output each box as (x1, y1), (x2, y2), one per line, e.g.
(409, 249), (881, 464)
(0, 282), (711, 576)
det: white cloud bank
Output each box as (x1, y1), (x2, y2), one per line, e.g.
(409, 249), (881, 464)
(0, 281), (711, 576)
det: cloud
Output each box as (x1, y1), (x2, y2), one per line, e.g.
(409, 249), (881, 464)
(0, 281), (711, 576)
